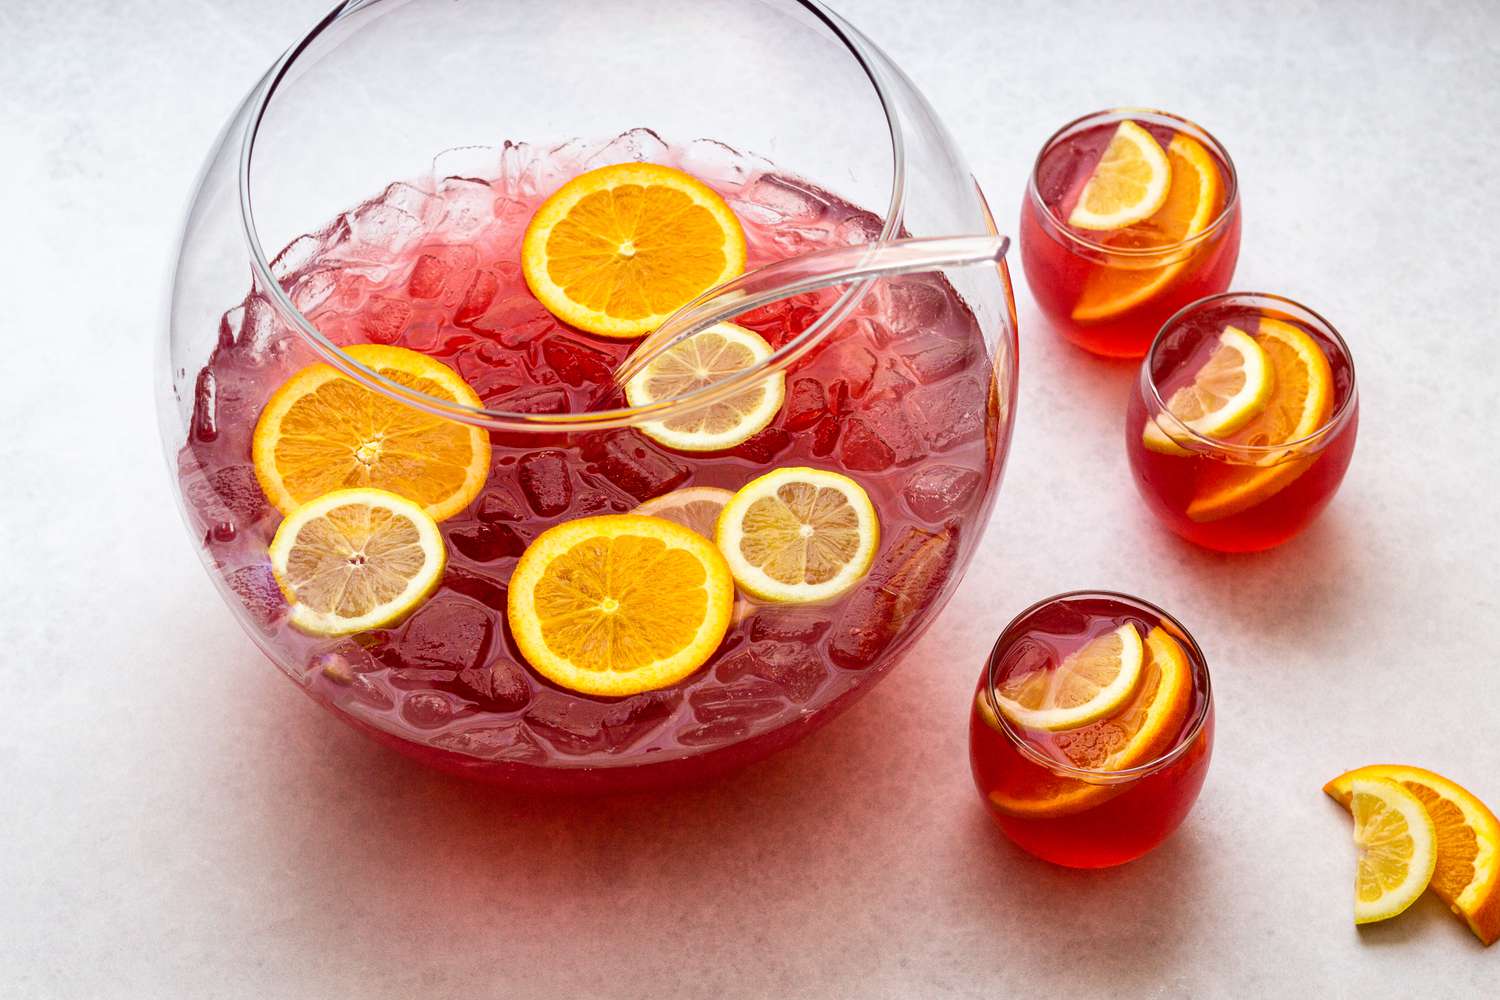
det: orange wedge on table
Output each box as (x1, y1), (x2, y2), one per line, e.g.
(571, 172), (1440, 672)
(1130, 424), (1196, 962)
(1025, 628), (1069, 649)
(1326, 765), (1500, 944)
(981, 626), (1195, 818)
(522, 162), (747, 338)
(1186, 316), (1335, 522)
(1072, 131), (1224, 323)
(506, 514), (734, 697)
(253, 344), (490, 522)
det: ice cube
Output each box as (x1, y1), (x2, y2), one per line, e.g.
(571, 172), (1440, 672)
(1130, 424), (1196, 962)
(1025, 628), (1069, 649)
(584, 127), (670, 168)
(190, 369), (217, 442)
(678, 138), (758, 187)
(897, 334), (977, 384)
(181, 460), (269, 531)
(466, 294), (557, 347)
(541, 336), (616, 387)
(582, 431), (690, 502)
(523, 689), (681, 755)
(884, 276), (952, 339)
(342, 198), (426, 260)
(903, 465), (982, 522)
(225, 564), (285, 636)
(454, 269), (499, 326)
(347, 673), (395, 712)
(406, 244), (477, 301)
(908, 375), (987, 452)
(827, 524), (959, 669)
(448, 522), (527, 563)
(811, 416), (841, 457)
(746, 610), (831, 646)
(838, 418), (895, 472)
(784, 377), (827, 431)
(400, 691), (456, 729)
(387, 595), (494, 673)
(687, 679), (786, 725)
(736, 174), (831, 225)
(835, 209), (885, 246)
(358, 296), (412, 345)
(476, 487), (526, 523)
(437, 176), (498, 237)
(379, 181), (444, 228)
(454, 659), (532, 713)
(442, 567), (507, 610)
(433, 722), (546, 763)
(715, 641), (828, 703)
(517, 450), (573, 516)
(730, 426), (792, 464)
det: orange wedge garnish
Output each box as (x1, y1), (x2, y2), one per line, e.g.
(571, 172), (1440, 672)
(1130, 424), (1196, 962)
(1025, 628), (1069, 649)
(1072, 133), (1223, 323)
(980, 626), (1195, 818)
(252, 345), (490, 522)
(521, 163), (747, 339)
(1325, 765), (1500, 945)
(1186, 316), (1335, 522)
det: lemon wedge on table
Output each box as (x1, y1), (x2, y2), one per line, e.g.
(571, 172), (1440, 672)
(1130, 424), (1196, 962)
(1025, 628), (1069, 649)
(1349, 777), (1438, 926)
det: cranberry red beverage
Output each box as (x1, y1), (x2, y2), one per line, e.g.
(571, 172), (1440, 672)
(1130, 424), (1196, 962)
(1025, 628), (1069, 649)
(970, 592), (1214, 868)
(1020, 109), (1241, 358)
(1125, 292), (1358, 552)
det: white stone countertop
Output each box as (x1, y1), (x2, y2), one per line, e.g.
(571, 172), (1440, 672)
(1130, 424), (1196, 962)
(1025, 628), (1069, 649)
(3, 1), (1496, 996)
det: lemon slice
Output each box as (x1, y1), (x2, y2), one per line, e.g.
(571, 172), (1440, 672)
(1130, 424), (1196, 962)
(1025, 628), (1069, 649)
(268, 487), (446, 637)
(506, 514), (734, 697)
(1143, 326), (1274, 455)
(623, 323), (785, 451)
(633, 486), (736, 539)
(1067, 121), (1172, 232)
(1350, 777), (1439, 925)
(521, 162), (747, 338)
(994, 623), (1146, 732)
(715, 467), (879, 604)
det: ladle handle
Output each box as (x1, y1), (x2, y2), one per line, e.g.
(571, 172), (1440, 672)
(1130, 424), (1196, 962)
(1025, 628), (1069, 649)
(614, 234), (1009, 386)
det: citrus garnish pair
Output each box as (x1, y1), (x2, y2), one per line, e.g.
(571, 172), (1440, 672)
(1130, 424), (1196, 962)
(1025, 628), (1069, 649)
(254, 344), (490, 636)
(1141, 316), (1336, 521)
(1326, 765), (1500, 943)
(981, 625), (1195, 818)
(1067, 121), (1225, 322)
(508, 468), (878, 697)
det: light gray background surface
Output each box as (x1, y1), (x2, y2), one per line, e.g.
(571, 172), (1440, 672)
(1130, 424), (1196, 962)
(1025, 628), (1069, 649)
(3, 1), (1497, 997)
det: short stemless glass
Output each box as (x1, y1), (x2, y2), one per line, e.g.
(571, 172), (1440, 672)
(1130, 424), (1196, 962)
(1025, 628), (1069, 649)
(1019, 109), (1241, 359)
(1126, 292), (1359, 552)
(969, 591), (1214, 868)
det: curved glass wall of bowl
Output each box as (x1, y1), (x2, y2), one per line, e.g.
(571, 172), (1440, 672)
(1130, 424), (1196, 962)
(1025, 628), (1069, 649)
(160, 0), (1021, 792)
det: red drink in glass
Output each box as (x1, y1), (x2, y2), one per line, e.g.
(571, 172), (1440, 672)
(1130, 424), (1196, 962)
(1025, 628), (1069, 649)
(1125, 292), (1358, 552)
(177, 136), (1008, 791)
(1020, 109), (1241, 358)
(969, 592), (1214, 868)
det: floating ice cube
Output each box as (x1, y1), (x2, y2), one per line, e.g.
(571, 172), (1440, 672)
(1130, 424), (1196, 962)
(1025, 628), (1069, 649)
(582, 431), (690, 502)
(225, 564), (285, 636)
(583, 127), (670, 169)
(454, 659), (531, 713)
(715, 641), (828, 704)
(903, 464), (982, 522)
(524, 689), (680, 755)
(735, 173), (831, 225)
(828, 524), (959, 669)
(897, 334), (978, 384)
(908, 375), (987, 452)
(448, 522), (528, 563)
(518, 450), (573, 516)
(388, 595), (495, 673)
(400, 691), (456, 729)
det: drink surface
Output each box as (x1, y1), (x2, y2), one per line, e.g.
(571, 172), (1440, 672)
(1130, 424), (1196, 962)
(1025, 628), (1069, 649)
(1019, 115), (1241, 358)
(1126, 299), (1358, 552)
(969, 593), (1213, 868)
(178, 136), (1002, 788)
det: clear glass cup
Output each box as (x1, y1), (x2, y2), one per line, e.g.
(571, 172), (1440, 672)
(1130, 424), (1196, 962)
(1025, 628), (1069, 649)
(969, 591), (1215, 868)
(1019, 108), (1241, 358)
(1125, 292), (1359, 552)
(158, 0), (1019, 792)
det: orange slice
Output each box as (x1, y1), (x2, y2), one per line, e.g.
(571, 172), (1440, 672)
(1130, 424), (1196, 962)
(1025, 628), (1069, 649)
(1186, 316), (1335, 522)
(1066, 121), (1172, 231)
(1072, 133), (1222, 323)
(993, 623), (1145, 732)
(623, 323), (785, 451)
(632, 486), (735, 539)
(1325, 765), (1500, 944)
(253, 344), (490, 522)
(982, 626), (1195, 818)
(521, 163), (747, 339)
(505, 514), (734, 697)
